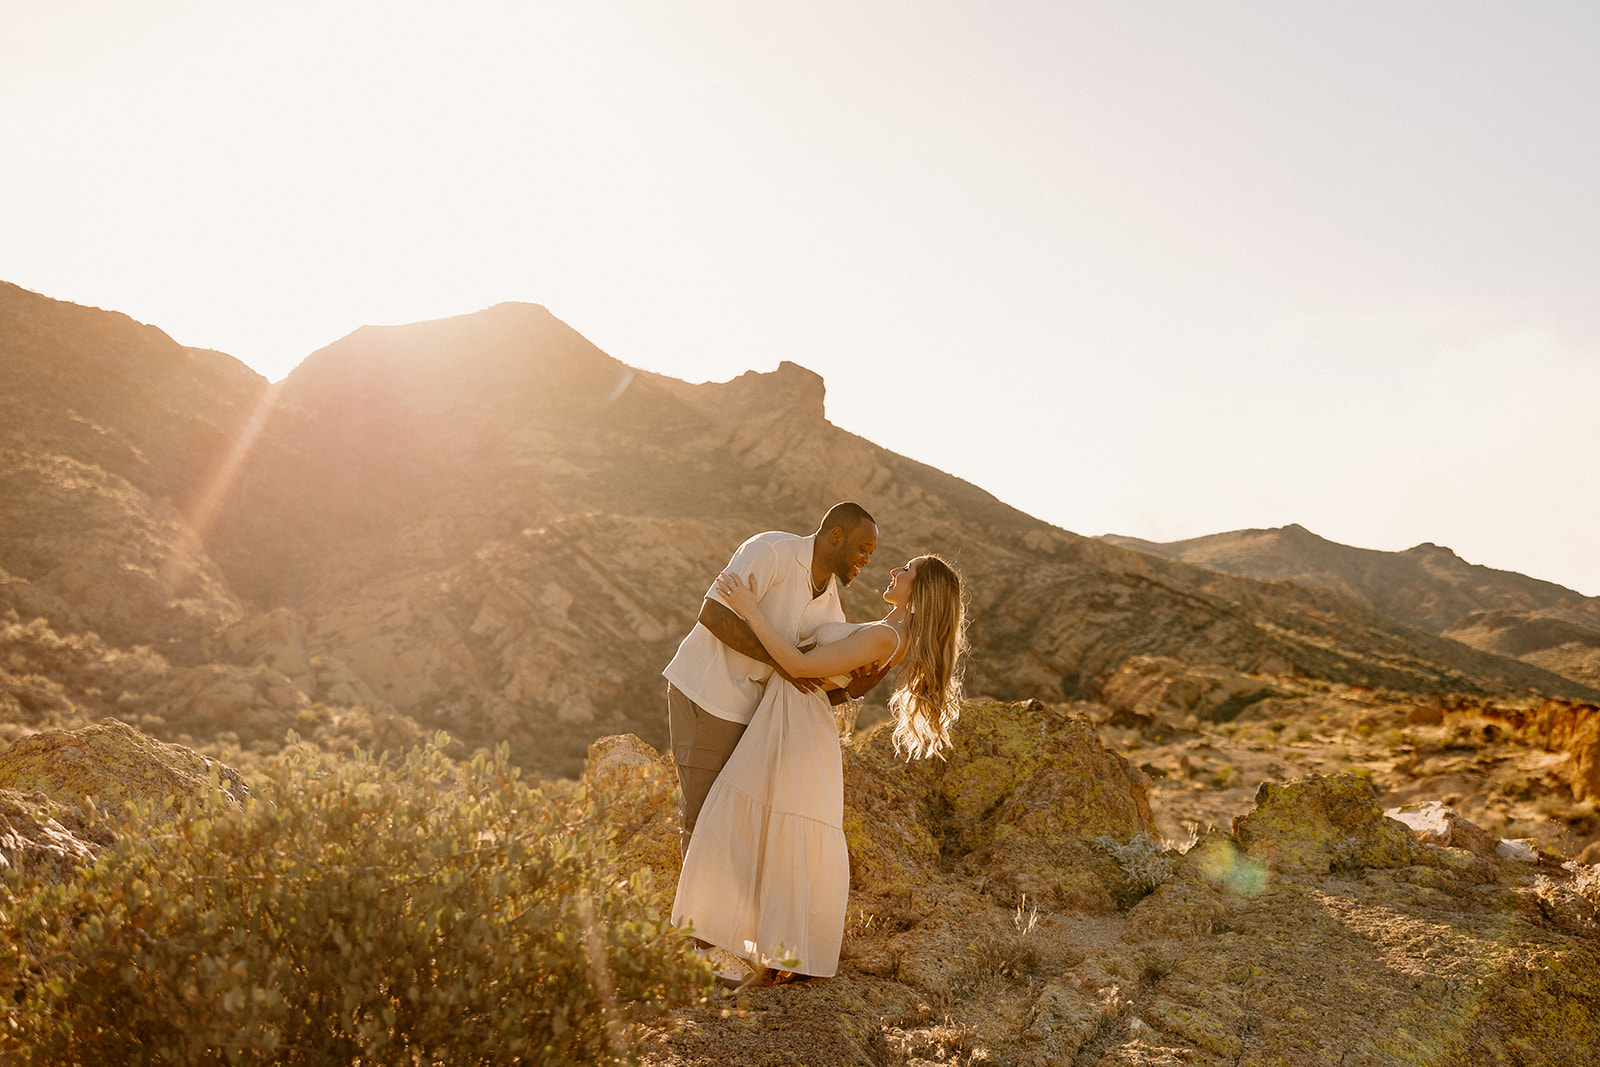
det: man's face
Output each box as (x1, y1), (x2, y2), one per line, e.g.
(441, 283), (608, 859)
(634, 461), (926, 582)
(831, 521), (878, 586)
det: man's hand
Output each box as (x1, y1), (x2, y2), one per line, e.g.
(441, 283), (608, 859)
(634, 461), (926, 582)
(845, 661), (890, 700)
(776, 666), (825, 693)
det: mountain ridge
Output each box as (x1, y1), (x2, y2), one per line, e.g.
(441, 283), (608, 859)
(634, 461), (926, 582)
(1102, 523), (1600, 690)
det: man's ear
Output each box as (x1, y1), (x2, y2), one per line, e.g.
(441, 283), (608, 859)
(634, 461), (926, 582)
(826, 524), (846, 546)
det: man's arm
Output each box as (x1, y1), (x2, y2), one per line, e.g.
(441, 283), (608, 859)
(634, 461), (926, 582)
(697, 599), (770, 661)
(697, 599), (825, 692)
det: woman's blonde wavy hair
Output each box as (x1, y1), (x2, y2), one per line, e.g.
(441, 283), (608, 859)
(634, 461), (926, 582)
(889, 554), (968, 760)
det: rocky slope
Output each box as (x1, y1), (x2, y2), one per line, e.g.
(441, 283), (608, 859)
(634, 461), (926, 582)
(1443, 608), (1600, 690)
(1105, 524), (1600, 689)
(588, 704), (1600, 1067)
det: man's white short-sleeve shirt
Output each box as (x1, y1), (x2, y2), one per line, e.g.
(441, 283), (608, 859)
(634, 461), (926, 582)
(663, 531), (845, 725)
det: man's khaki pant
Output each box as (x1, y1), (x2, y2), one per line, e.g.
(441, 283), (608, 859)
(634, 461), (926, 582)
(666, 683), (747, 858)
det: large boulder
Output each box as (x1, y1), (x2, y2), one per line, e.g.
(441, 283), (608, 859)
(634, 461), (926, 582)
(842, 698), (1156, 912)
(0, 717), (248, 817)
(1384, 798), (1498, 856)
(1232, 773), (1429, 873)
(927, 700), (1157, 910)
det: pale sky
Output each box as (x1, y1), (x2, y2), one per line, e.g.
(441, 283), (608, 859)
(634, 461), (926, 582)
(4, 1), (1598, 595)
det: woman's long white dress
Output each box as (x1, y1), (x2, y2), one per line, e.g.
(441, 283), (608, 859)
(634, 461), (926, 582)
(671, 619), (896, 977)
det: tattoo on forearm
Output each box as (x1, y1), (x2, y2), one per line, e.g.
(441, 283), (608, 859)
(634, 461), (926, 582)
(698, 600), (774, 664)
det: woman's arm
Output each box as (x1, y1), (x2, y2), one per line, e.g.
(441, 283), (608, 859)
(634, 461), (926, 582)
(714, 571), (896, 679)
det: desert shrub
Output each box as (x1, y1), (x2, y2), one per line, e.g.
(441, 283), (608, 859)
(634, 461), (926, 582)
(949, 893), (1043, 998)
(0, 736), (709, 1065)
(0, 617), (170, 722)
(1095, 831), (1177, 894)
(1565, 861), (1600, 905)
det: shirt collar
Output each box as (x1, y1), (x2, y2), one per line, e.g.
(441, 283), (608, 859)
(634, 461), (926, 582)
(796, 534), (834, 596)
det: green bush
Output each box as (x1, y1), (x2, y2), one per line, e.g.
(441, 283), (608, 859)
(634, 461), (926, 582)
(0, 736), (709, 1064)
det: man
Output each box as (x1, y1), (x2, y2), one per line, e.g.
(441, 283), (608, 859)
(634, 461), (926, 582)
(663, 501), (884, 861)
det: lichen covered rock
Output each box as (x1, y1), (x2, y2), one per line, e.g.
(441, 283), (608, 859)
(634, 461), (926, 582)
(841, 699), (1156, 913)
(1233, 772), (1428, 873)
(0, 717), (248, 817)
(943, 701), (1157, 909)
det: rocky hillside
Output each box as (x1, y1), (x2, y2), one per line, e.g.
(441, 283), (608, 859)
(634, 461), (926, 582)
(3, 282), (1598, 790)
(1103, 524), (1600, 690)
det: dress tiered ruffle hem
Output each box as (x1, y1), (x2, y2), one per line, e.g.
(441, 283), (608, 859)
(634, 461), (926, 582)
(671, 656), (854, 976)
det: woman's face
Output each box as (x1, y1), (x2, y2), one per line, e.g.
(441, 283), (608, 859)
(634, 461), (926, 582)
(883, 557), (926, 607)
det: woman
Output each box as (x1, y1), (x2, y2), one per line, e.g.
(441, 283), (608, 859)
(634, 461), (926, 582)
(671, 554), (967, 981)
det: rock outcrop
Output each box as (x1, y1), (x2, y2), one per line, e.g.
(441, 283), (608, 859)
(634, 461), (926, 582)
(0, 717), (249, 816)
(0, 719), (250, 888)
(1231, 773), (1430, 873)
(843, 699), (1156, 913)
(1095, 655), (1293, 734)
(1384, 798), (1499, 856)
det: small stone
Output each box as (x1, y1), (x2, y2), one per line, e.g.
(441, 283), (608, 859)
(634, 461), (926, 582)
(1496, 839), (1539, 864)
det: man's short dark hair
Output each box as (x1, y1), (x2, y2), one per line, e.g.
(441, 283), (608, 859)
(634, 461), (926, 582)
(817, 501), (875, 537)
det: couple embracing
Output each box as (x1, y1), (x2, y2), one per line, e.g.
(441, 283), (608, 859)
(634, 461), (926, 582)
(663, 502), (968, 985)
